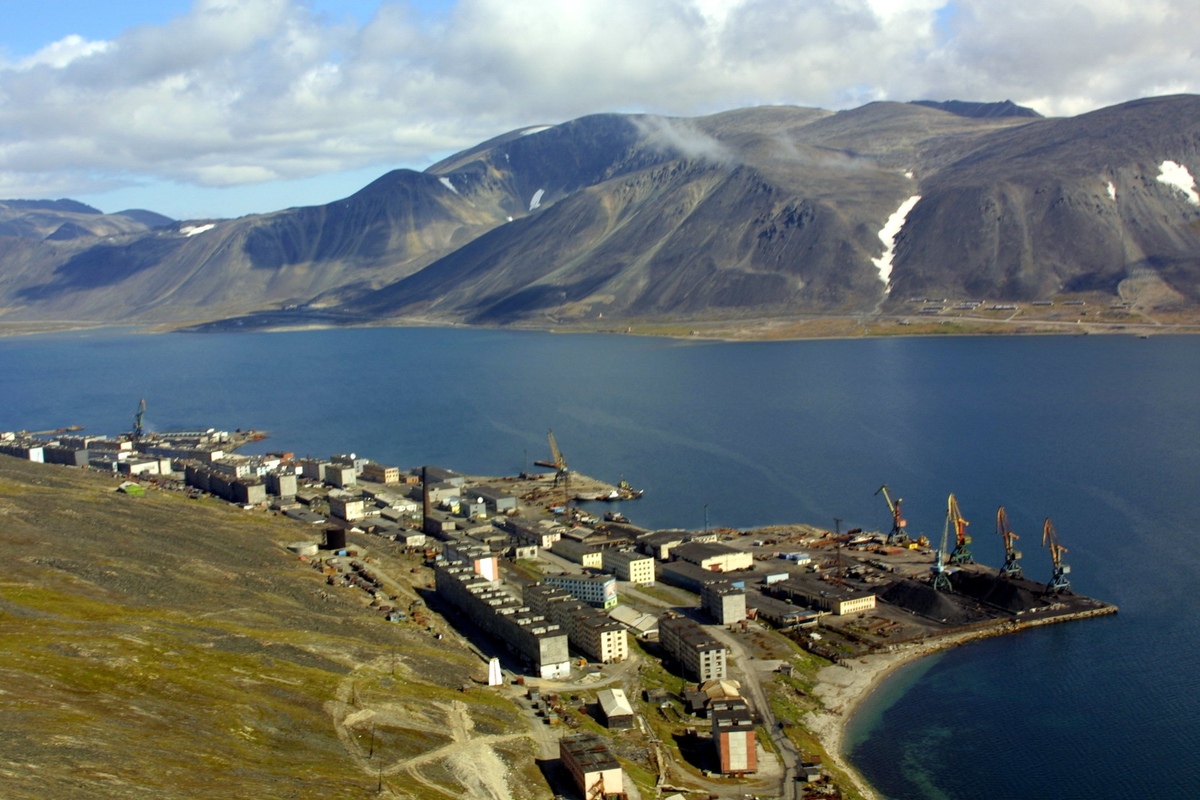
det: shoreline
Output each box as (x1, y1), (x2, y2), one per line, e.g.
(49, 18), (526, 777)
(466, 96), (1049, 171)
(806, 606), (1118, 800)
(4, 314), (1199, 342)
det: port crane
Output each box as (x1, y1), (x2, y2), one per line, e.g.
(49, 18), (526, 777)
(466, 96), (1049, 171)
(946, 493), (972, 565)
(533, 430), (568, 486)
(132, 398), (146, 442)
(996, 506), (1023, 579)
(875, 484), (908, 544)
(1042, 518), (1072, 593)
(930, 495), (955, 592)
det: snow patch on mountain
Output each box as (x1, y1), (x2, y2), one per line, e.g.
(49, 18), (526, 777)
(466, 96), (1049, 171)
(1107, 181), (1117, 201)
(871, 195), (921, 287)
(180, 223), (216, 237)
(529, 189), (545, 211)
(438, 176), (458, 194)
(1157, 161), (1199, 205)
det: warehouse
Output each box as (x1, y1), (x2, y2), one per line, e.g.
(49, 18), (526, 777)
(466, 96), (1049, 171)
(672, 542), (754, 573)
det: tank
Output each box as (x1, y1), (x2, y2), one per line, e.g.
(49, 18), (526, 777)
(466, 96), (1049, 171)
(324, 528), (347, 550)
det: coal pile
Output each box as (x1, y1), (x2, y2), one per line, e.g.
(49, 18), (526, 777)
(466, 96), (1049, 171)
(878, 579), (982, 625)
(950, 571), (1047, 613)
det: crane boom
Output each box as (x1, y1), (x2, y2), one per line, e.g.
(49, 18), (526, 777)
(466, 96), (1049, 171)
(1042, 518), (1071, 593)
(931, 494), (954, 591)
(997, 506), (1023, 579)
(947, 493), (972, 565)
(133, 398), (146, 442)
(532, 429), (570, 496)
(875, 484), (908, 544)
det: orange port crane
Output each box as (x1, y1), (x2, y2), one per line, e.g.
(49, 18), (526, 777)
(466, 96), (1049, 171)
(947, 493), (973, 565)
(1042, 519), (1072, 593)
(996, 507), (1023, 579)
(875, 484), (907, 544)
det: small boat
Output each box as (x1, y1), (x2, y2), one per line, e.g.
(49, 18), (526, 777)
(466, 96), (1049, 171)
(604, 511), (630, 524)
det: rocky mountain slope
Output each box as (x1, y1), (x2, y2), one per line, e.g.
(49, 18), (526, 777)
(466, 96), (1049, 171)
(2, 95), (1199, 328)
(0, 455), (530, 799)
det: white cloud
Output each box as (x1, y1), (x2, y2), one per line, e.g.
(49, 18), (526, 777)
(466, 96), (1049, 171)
(0, 0), (1197, 211)
(16, 35), (112, 70)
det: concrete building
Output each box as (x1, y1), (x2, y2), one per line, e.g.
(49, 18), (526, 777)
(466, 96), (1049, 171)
(701, 581), (747, 625)
(545, 573), (618, 610)
(443, 540), (501, 582)
(118, 457), (171, 476)
(419, 465), (466, 487)
(711, 699), (756, 775)
(331, 453), (370, 472)
(673, 542), (754, 573)
(468, 485), (518, 513)
(0, 442), (45, 462)
(211, 456), (252, 478)
(769, 577), (877, 616)
(325, 464), (357, 489)
(299, 459), (330, 481)
(659, 561), (730, 594)
(597, 688), (634, 730)
(232, 480), (267, 505)
(184, 464), (266, 505)
(434, 563), (570, 679)
(423, 514), (458, 537)
(395, 531), (427, 548)
(457, 496), (487, 519)
(559, 734), (624, 800)
(329, 493), (366, 522)
(361, 462), (400, 484)
(608, 605), (660, 639)
(552, 539), (603, 568)
(412, 481), (459, 504)
(42, 445), (89, 467)
(525, 583), (628, 663)
(659, 616), (728, 682)
(264, 470), (298, 498)
(602, 550), (656, 585)
(285, 508), (326, 525)
(638, 530), (688, 560)
(507, 519), (563, 549)
(748, 594), (820, 630)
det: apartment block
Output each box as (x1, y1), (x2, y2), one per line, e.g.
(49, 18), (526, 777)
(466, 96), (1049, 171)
(602, 550), (656, 585)
(659, 615), (728, 682)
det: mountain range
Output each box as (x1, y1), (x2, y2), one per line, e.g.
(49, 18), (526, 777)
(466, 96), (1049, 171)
(2, 95), (1198, 330)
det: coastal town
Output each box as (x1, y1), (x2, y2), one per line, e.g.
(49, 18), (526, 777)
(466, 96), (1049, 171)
(0, 418), (1117, 800)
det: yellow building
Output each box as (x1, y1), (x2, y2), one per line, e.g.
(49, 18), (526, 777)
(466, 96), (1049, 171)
(603, 550), (656, 585)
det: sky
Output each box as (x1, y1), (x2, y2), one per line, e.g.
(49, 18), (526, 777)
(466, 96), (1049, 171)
(1, 0), (1196, 221)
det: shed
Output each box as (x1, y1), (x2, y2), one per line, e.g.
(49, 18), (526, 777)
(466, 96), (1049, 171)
(597, 688), (634, 729)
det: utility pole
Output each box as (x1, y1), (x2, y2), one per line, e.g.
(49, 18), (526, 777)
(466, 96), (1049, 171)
(704, 503), (709, 533)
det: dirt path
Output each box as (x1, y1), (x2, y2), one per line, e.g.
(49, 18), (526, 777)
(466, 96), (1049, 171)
(387, 701), (521, 800)
(326, 657), (526, 800)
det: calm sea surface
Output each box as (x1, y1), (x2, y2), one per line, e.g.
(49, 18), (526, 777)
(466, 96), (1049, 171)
(3, 327), (1199, 798)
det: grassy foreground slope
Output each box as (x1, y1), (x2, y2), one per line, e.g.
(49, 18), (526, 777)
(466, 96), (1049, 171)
(0, 456), (527, 800)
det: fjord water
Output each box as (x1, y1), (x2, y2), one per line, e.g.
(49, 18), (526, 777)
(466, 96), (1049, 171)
(3, 327), (1199, 798)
